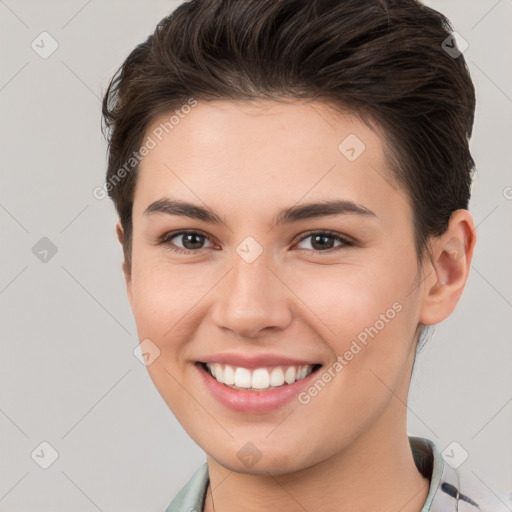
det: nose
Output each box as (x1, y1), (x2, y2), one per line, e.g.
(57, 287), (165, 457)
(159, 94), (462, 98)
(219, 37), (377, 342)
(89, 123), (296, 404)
(209, 255), (293, 340)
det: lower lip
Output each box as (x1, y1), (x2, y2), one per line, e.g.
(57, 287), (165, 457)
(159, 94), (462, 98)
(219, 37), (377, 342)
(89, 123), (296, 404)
(196, 362), (321, 414)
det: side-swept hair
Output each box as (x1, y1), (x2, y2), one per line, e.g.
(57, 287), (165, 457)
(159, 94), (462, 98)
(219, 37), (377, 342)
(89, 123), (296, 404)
(102, 0), (476, 273)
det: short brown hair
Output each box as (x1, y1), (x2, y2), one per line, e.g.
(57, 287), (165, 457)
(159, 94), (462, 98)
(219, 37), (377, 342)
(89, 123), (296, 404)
(102, 0), (476, 272)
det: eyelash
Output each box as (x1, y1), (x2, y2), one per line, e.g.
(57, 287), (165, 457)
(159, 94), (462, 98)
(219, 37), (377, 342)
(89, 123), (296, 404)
(158, 229), (355, 255)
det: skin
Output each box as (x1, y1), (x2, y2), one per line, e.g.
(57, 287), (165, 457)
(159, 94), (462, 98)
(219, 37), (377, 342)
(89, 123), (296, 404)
(116, 99), (476, 512)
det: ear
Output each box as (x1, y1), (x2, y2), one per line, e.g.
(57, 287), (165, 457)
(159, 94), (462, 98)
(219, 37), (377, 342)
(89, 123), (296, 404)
(115, 220), (133, 307)
(418, 209), (477, 326)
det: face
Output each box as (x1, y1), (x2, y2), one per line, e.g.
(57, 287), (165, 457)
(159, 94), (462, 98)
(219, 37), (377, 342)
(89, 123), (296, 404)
(121, 99), (429, 475)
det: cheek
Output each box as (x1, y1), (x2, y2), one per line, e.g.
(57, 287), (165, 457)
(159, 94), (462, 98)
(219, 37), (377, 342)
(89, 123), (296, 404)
(129, 255), (214, 345)
(287, 258), (419, 393)
(128, 258), (202, 409)
(289, 259), (412, 337)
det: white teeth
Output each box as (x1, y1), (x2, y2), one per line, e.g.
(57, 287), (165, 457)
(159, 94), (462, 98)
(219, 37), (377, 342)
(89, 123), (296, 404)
(223, 364), (235, 385)
(270, 367), (285, 387)
(205, 363), (316, 391)
(234, 367), (252, 388)
(284, 366), (296, 384)
(212, 363), (223, 383)
(251, 368), (270, 389)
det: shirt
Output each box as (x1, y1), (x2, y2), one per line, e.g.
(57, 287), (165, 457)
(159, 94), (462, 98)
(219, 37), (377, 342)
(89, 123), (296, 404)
(165, 436), (509, 512)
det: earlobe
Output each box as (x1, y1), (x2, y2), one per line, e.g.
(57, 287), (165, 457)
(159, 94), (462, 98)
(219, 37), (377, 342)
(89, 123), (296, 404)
(418, 209), (477, 326)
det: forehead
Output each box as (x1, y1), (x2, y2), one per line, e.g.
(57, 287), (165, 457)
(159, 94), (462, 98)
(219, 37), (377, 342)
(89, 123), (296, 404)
(133, 99), (407, 222)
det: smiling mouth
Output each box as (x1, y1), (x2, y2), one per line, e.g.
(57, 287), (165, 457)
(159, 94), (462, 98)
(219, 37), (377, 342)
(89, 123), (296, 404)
(199, 362), (322, 391)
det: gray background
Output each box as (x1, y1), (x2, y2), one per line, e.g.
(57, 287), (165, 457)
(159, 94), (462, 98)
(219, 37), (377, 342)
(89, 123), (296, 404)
(0, 0), (511, 510)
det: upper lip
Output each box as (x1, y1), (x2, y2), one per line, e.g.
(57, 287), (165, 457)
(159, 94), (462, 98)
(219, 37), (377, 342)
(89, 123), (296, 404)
(198, 352), (321, 369)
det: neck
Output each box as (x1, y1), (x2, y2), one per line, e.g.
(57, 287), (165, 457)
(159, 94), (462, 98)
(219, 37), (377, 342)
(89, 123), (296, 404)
(203, 404), (430, 512)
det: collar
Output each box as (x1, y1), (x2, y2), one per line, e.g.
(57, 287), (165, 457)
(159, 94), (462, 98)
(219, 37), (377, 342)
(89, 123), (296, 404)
(166, 436), (478, 512)
(411, 436), (459, 512)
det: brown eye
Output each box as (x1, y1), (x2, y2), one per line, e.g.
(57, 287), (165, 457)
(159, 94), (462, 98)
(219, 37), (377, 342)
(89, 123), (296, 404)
(159, 230), (213, 254)
(158, 229), (354, 255)
(295, 231), (354, 252)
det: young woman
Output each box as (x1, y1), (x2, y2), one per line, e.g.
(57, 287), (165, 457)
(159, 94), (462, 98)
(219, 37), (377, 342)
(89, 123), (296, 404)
(101, 1), (504, 510)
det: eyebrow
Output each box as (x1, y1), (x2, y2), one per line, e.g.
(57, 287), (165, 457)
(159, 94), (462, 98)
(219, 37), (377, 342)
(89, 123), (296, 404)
(143, 198), (376, 226)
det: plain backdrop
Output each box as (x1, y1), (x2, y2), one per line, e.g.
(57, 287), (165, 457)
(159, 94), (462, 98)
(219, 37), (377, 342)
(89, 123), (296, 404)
(0, 1), (511, 511)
